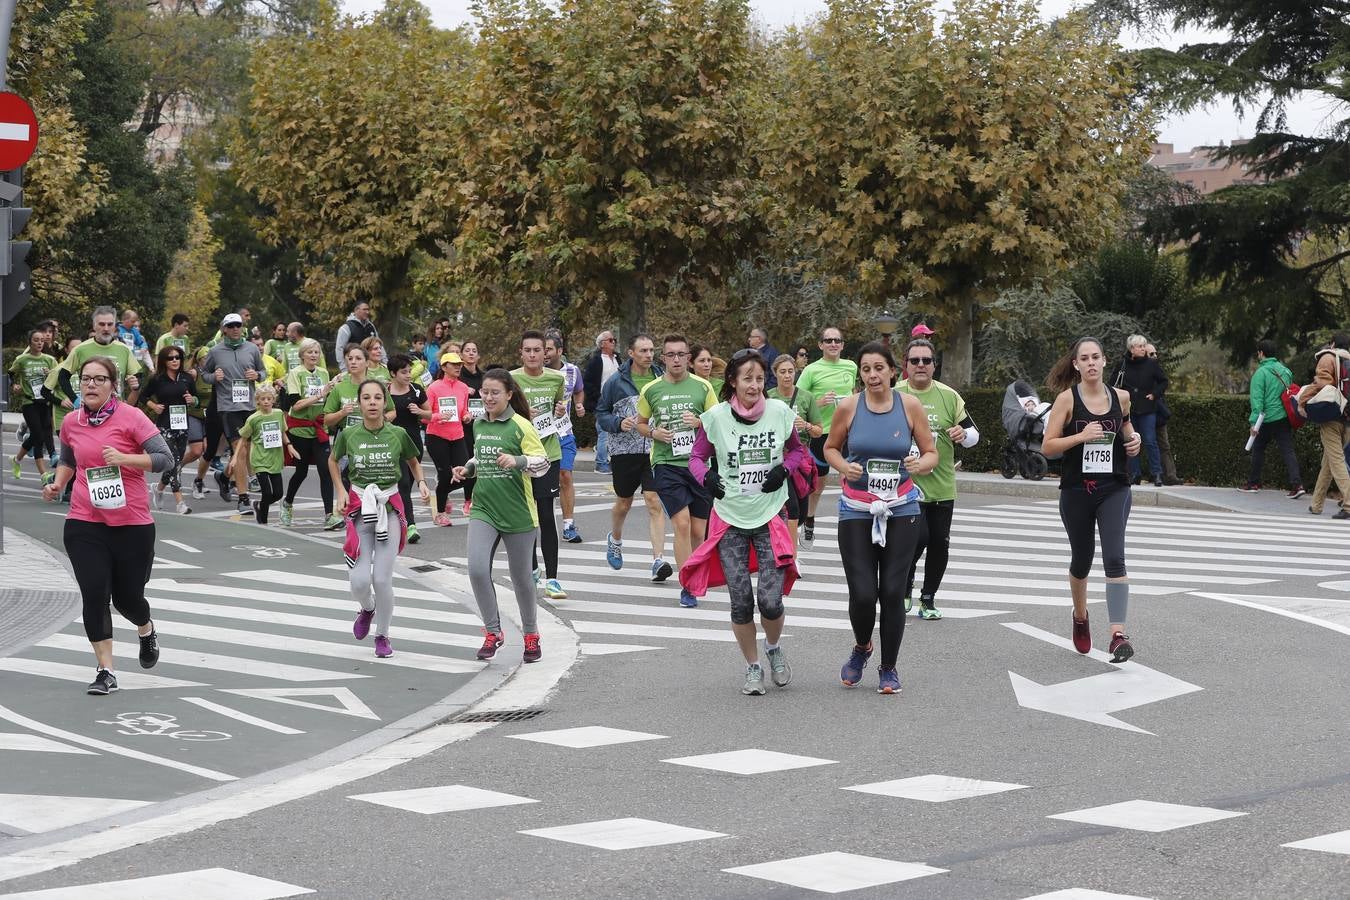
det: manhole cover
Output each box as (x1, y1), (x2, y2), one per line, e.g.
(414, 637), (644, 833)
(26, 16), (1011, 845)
(450, 708), (547, 724)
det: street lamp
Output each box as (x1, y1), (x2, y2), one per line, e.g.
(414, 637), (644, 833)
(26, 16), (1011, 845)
(873, 312), (900, 347)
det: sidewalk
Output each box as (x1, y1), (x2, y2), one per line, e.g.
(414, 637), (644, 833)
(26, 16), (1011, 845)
(0, 527), (81, 658)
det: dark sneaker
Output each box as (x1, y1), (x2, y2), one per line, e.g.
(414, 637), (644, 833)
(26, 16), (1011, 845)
(138, 627), (159, 669)
(877, 666), (901, 694)
(678, 589), (698, 608)
(1335, 510), (1350, 520)
(374, 635), (393, 658)
(1109, 632), (1134, 663)
(1072, 613), (1091, 654)
(561, 522), (583, 543)
(353, 608), (374, 641)
(215, 469), (232, 502)
(651, 558), (673, 583)
(1153, 475), (1164, 487)
(240, 498), (255, 517)
(802, 525), (815, 549)
(476, 631), (505, 660)
(1238, 483), (1260, 493)
(523, 632), (542, 663)
(1287, 486), (1306, 499)
(87, 668), (118, 695)
(840, 643), (873, 687)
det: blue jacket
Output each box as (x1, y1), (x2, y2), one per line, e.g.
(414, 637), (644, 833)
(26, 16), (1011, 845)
(597, 359), (663, 457)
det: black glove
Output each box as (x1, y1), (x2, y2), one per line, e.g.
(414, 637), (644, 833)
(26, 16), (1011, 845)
(702, 468), (725, 499)
(761, 463), (788, 493)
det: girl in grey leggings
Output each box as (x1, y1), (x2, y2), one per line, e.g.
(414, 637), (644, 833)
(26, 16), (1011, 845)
(467, 522), (538, 644)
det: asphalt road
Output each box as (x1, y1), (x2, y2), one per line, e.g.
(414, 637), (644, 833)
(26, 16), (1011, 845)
(3, 467), (1350, 899)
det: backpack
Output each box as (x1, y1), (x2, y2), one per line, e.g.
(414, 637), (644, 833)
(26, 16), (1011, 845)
(1273, 368), (1305, 430)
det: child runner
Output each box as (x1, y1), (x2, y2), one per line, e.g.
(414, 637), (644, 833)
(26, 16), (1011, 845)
(1040, 337), (1142, 662)
(685, 350), (806, 695)
(823, 341), (938, 695)
(230, 384), (297, 524)
(328, 378), (428, 658)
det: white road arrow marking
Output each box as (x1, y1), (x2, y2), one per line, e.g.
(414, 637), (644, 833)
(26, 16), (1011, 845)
(1004, 622), (1201, 735)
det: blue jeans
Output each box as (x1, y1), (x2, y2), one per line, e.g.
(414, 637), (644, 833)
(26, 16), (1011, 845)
(1128, 412), (1162, 480)
(595, 428), (610, 470)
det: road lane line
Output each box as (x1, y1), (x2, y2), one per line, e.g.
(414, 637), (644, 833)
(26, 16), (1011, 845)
(179, 697), (305, 735)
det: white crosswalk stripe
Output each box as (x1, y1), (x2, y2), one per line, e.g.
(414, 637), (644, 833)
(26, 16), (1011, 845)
(441, 499), (1350, 650)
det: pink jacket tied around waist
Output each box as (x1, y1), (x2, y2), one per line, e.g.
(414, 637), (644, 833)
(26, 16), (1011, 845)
(678, 509), (800, 598)
(342, 485), (408, 566)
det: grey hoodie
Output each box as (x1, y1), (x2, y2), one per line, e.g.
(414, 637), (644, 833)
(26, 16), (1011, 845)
(203, 340), (266, 414)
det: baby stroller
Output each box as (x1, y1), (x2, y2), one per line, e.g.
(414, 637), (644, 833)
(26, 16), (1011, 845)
(1001, 380), (1054, 481)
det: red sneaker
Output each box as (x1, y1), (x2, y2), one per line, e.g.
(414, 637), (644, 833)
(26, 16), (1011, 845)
(523, 632), (542, 663)
(1071, 613), (1091, 654)
(476, 631), (504, 660)
(1109, 632), (1134, 663)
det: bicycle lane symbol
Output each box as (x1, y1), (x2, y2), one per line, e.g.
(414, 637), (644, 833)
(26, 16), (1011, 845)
(96, 711), (232, 742)
(230, 545), (299, 560)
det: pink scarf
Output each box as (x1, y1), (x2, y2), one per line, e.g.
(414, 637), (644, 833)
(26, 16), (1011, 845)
(730, 394), (765, 421)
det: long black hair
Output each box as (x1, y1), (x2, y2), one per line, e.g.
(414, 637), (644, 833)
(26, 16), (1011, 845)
(482, 367), (533, 419)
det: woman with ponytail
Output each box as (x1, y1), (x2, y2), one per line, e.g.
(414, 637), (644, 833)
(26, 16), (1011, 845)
(1041, 337), (1143, 663)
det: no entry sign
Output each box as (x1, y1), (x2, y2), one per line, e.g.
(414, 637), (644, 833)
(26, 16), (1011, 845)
(0, 93), (37, 171)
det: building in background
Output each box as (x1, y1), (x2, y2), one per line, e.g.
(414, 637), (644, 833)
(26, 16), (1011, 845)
(1149, 140), (1263, 195)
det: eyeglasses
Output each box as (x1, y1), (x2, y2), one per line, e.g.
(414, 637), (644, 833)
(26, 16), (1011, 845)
(821, 337), (844, 344)
(224, 323), (242, 328)
(907, 357), (934, 365)
(1147, 352), (1158, 358)
(663, 351), (690, 359)
(79, 375), (112, 386)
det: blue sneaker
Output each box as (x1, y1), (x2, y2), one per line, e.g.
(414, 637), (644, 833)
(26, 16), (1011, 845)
(877, 665), (901, 694)
(840, 643), (873, 687)
(606, 532), (623, 569)
(679, 589), (698, 608)
(543, 578), (568, 600)
(562, 521), (582, 543)
(650, 558), (673, 583)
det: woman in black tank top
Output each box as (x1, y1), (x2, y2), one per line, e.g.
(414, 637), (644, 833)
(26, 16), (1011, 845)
(1042, 337), (1143, 665)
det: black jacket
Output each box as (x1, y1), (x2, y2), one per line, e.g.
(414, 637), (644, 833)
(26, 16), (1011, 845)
(1116, 355), (1168, 417)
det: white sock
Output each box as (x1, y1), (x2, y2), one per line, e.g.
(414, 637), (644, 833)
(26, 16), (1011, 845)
(564, 518), (574, 527)
(764, 641), (779, 652)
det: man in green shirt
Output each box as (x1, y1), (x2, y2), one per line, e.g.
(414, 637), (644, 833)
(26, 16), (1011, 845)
(155, 313), (192, 357)
(512, 330), (568, 601)
(794, 324), (857, 547)
(898, 337), (979, 620)
(9, 329), (57, 479)
(637, 333), (717, 608)
(52, 306), (143, 404)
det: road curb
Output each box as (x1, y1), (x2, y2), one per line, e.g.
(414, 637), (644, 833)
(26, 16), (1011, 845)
(0, 527), (82, 660)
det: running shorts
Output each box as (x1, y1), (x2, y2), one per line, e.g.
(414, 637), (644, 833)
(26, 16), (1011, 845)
(653, 463), (711, 520)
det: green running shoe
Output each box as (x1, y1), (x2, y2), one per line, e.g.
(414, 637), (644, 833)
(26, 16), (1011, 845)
(323, 512), (344, 531)
(279, 501), (293, 527)
(742, 663), (766, 696)
(919, 600), (943, 620)
(903, 595), (913, 614)
(10, 456), (19, 480)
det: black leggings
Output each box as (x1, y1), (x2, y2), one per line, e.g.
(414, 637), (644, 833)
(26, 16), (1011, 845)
(426, 434), (471, 511)
(533, 461), (561, 579)
(398, 460), (419, 526)
(285, 434), (334, 514)
(839, 515), (920, 668)
(201, 399), (225, 467)
(906, 500), (955, 601)
(64, 519), (155, 643)
(255, 472), (284, 523)
(1058, 483), (1131, 579)
(21, 402), (53, 458)
(158, 429), (188, 492)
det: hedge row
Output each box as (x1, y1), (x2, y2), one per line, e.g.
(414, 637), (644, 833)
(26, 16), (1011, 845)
(572, 389), (1330, 488)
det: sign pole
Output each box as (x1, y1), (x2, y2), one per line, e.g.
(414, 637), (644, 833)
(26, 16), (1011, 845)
(0, 0), (16, 554)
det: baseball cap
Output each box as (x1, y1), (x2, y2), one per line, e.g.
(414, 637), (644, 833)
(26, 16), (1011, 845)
(910, 323), (935, 337)
(439, 351), (463, 365)
(221, 313), (244, 327)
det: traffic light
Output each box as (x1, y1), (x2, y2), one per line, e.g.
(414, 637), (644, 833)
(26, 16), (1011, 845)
(0, 166), (31, 324)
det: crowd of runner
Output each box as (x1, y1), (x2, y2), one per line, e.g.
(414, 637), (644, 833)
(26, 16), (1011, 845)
(11, 308), (1140, 696)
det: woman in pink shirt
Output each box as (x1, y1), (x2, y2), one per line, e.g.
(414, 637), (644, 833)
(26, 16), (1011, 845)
(424, 351), (473, 526)
(42, 356), (174, 695)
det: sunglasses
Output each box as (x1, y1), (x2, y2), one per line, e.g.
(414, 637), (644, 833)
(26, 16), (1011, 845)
(821, 337), (844, 344)
(908, 356), (934, 365)
(166, 355), (184, 361)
